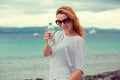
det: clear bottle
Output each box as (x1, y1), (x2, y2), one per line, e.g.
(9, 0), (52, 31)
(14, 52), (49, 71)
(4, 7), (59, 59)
(47, 23), (55, 47)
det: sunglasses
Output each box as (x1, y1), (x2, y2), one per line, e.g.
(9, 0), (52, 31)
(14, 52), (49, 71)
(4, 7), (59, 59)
(55, 18), (71, 26)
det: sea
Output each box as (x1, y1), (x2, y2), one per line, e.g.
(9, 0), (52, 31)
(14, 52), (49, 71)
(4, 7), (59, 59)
(0, 28), (120, 80)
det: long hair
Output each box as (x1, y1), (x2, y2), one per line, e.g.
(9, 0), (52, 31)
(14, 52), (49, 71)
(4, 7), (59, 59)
(56, 6), (84, 37)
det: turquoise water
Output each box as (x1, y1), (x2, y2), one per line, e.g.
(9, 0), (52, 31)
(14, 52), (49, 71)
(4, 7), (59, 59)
(0, 33), (120, 80)
(85, 33), (120, 74)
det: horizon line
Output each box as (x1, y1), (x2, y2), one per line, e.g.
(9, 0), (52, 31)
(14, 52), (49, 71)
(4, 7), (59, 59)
(0, 26), (120, 30)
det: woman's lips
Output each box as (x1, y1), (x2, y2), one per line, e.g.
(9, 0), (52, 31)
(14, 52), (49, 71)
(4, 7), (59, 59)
(62, 26), (68, 31)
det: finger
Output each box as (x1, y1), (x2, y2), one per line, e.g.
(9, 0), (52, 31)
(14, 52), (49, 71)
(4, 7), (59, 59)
(45, 31), (51, 34)
(44, 33), (50, 37)
(44, 36), (49, 40)
(44, 37), (47, 40)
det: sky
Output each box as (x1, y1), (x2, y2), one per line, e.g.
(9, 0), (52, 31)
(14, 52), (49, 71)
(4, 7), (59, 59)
(0, 0), (120, 29)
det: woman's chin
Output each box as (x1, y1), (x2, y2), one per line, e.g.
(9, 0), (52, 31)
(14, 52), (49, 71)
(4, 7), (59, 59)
(62, 28), (68, 32)
(63, 29), (68, 32)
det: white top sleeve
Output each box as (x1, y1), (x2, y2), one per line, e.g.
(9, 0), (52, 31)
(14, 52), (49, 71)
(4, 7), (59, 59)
(73, 37), (85, 73)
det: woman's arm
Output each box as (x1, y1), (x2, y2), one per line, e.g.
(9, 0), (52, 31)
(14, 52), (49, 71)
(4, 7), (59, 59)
(68, 69), (83, 80)
(43, 31), (52, 57)
(43, 42), (52, 57)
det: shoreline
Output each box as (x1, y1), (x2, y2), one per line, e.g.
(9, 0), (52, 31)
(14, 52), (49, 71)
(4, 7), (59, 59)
(81, 69), (120, 80)
(24, 69), (120, 80)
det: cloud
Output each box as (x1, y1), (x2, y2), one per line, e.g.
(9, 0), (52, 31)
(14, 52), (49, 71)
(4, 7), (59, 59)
(0, 0), (120, 28)
(0, 13), (56, 27)
(66, 0), (120, 12)
(0, 0), (55, 15)
(0, 0), (120, 15)
(77, 8), (120, 29)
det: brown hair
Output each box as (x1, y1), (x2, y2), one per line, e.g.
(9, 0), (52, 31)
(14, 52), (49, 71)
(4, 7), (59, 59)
(56, 6), (84, 37)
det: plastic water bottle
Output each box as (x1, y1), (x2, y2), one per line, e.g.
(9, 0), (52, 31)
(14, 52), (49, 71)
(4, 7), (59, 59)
(47, 23), (55, 47)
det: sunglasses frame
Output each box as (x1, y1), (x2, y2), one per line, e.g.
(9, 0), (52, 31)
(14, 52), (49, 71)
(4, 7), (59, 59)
(55, 18), (71, 26)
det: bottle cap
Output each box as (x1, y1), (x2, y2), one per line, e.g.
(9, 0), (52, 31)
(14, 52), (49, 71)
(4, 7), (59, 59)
(49, 23), (52, 25)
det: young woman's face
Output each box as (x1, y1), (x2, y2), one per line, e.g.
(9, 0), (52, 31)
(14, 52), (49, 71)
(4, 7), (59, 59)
(56, 14), (73, 33)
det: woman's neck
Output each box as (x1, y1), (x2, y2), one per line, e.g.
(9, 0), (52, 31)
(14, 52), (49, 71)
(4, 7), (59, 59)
(66, 30), (78, 36)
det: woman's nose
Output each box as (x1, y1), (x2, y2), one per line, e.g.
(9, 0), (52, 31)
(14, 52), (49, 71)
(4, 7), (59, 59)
(61, 22), (66, 27)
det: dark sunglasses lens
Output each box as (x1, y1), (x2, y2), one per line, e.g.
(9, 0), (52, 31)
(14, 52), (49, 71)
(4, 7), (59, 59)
(55, 18), (70, 25)
(63, 18), (70, 23)
(55, 20), (62, 24)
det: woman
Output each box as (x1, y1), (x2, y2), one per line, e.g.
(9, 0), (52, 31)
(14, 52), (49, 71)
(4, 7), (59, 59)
(43, 6), (85, 80)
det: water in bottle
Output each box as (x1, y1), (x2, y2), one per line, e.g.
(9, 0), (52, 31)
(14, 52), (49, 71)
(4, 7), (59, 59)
(47, 23), (55, 47)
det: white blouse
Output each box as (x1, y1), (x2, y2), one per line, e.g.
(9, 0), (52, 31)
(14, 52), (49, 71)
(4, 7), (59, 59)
(49, 31), (85, 80)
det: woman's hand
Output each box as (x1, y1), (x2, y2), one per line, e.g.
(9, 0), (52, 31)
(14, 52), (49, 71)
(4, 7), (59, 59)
(43, 30), (52, 57)
(68, 69), (83, 80)
(44, 30), (51, 42)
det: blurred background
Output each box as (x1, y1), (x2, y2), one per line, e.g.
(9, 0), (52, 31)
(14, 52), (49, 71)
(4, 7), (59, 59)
(0, 0), (120, 80)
